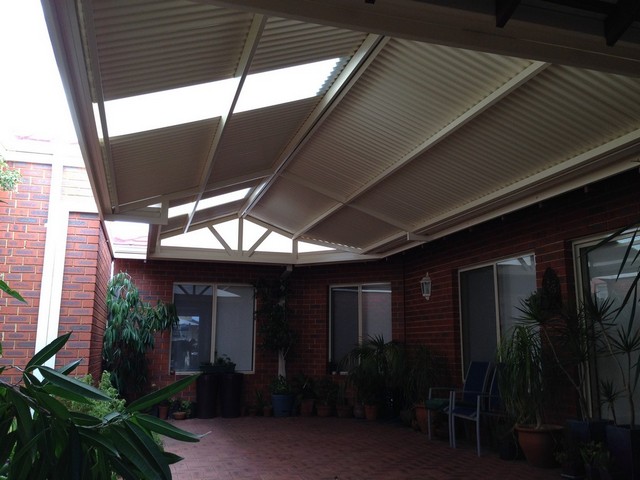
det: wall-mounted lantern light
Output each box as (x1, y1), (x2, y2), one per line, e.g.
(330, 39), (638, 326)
(420, 272), (432, 301)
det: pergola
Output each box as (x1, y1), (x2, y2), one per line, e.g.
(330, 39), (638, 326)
(42, 0), (640, 265)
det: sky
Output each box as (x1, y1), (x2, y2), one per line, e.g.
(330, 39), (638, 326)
(0, 0), (76, 143)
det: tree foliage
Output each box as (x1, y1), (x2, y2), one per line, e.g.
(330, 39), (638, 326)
(103, 272), (178, 400)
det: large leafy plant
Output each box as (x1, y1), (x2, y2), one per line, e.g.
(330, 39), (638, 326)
(103, 272), (178, 400)
(0, 332), (202, 479)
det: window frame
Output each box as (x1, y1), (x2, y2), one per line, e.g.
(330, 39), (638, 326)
(170, 282), (256, 375)
(328, 282), (392, 371)
(458, 252), (536, 375)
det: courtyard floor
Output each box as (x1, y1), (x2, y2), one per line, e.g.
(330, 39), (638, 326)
(163, 416), (562, 479)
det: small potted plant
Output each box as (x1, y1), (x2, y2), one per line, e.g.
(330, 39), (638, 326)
(335, 381), (353, 418)
(314, 376), (338, 417)
(171, 398), (192, 420)
(270, 375), (294, 417)
(200, 354), (236, 374)
(292, 373), (316, 416)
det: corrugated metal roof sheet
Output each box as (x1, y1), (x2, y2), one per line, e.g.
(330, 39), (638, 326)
(90, 0), (253, 100)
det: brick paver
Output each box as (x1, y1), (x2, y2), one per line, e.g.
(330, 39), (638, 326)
(163, 416), (560, 479)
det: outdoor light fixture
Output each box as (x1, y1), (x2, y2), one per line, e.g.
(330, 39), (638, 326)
(420, 273), (432, 300)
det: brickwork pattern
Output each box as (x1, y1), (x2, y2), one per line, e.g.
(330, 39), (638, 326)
(165, 417), (560, 480)
(0, 162), (50, 384)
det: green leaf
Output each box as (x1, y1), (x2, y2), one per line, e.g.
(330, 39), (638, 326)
(26, 333), (72, 370)
(161, 451), (184, 465)
(127, 374), (199, 413)
(134, 413), (203, 442)
(37, 366), (112, 402)
(57, 359), (82, 376)
(69, 411), (103, 427)
(0, 279), (26, 303)
(31, 389), (71, 420)
(109, 425), (160, 480)
(77, 427), (119, 456)
(125, 420), (171, 479)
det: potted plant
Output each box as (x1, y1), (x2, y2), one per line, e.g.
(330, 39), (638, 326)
(256, 278), (296, 379)
(335, 381), (353, 418)
(315, 376), (338, 417)
(171, 398), (193, 420)
(342, 335), (404, 421)
(200, 354), (236, 374)
(292, 373), (316, 416)
(518, 268), (610, 471)
(579, 441), (612, 480)
(497, 321), (563, 468)
(404, 345), (445, 433)
(102, 272), (179, 401)
(584, 224), (640, 479)
(270, 375), (295, 417)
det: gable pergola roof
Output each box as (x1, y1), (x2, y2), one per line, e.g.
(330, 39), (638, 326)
(42, 0), (640, 265)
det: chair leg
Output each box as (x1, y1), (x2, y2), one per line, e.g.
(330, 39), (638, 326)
(451, 415), (457, 448)
(476, 417), (481, 456)
(427, 409), (432, 440)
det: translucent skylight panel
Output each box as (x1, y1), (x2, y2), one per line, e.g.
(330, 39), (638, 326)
(298, 241), (334, 253)
(168, 188), (250, 218)
(99, 58), (340, 138)
(235, 58), (340, 113)
(96, 80), (237, 138)
(256, 231), (292, 253)
(161, 228), (223, 249)
(242, 220), (268, 250)
(213, 219), (239, 250)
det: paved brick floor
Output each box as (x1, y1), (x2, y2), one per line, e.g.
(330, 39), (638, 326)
(163, 416), (561, 479)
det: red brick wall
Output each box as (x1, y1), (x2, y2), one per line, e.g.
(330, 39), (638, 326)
(58, 212), (109, 378)
(0, 160), (108, 385)
(0, 162), (50, 385)
(90, 223), (112, 380)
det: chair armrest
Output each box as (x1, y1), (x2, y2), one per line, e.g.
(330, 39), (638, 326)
(427, 386), (453, 399)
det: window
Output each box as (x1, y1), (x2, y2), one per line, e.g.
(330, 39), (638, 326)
(575, 231), (640, 424)
(459, 254), (536, 371)
(329, 283), (392, 368)
(170, 283), (255, 373)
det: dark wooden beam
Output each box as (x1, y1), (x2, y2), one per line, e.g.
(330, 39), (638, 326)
(496, 0), (521, 27)
(605, 0), (640, 46)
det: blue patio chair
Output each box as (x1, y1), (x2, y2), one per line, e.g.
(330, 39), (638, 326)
(425, 360), (493, 446)
(451, 362), (501, 456)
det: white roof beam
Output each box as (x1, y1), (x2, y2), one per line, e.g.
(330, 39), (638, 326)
(183, 14), (267, 233)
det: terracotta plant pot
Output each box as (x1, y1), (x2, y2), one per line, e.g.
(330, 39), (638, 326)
(172, 411), (187, 420)
(414, 403), (428, 433)
(364, 404), (378, 421)
(316, 404), (332, 417)
(300, 398), (315, 417)
(158, 404), (169, 420)
(515, 424), (563, 468)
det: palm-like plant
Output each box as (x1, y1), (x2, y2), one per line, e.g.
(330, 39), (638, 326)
(0, 333), (202, 479)
(342, 335), (405, 408)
